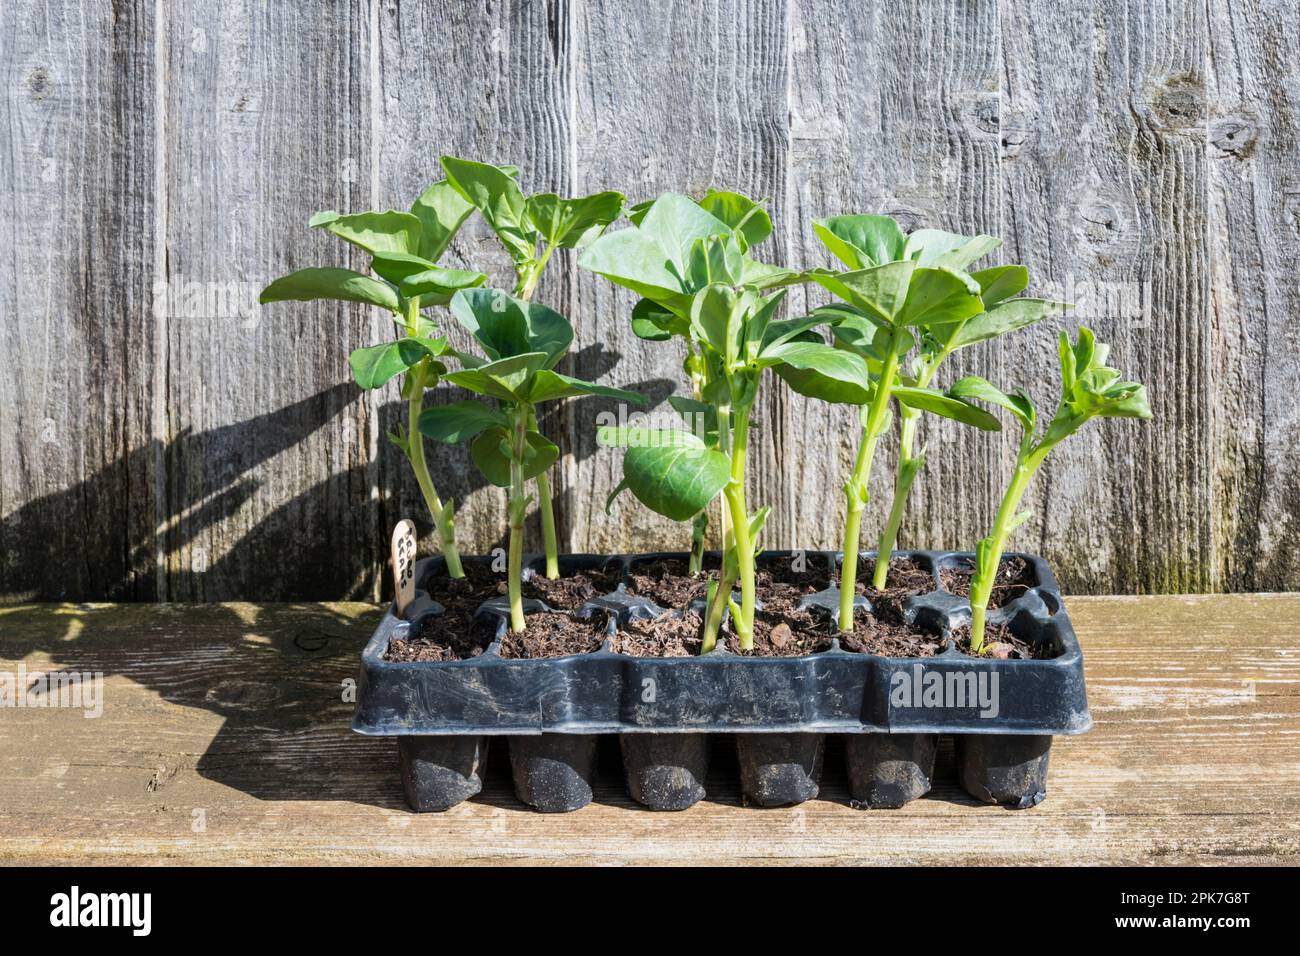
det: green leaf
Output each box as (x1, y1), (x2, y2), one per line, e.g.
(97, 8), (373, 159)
(950, 298), (1069, 349)
(418, 400), (509, 443)
(597, 426), (704, 449)
(893, 386), (1002, 430)
(348, 337), (448, 390)
(948, 376), (1035, 430)
(697, 190), (772, 251)
(896, 267), (985, 329)
(903, 229), (1000, 269)
(578, 227), (693, 314)
(398, 266), (488, 301)
(443, 352), (550, 402)
(311, 210), (421, 256)
(970, 265), (1029, 308)
(636, 192), (733, 276)
(690, 284), (743, 363)
(522, 370), (646, 405)
(766, 340), (875, 405)
(738, 258), (803, 290)
(524, 191), (625, 249)
(449, 288), (573, 367)
(615, 441), (731, 521)
(760, 315), (826, 352)
(687, 235), (744, 288)
(260, 268), (402, 313)
(630, 298), (678, 341)
(440, 156), (534, 264)
(409, 179), (475, 262)
(809, 260), (917, 325)
(369, 251), (437, 287)
(471, 428), (558, 487)
(813, 215), (905, 269)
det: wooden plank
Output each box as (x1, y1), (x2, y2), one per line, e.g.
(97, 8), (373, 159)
(1207, 0), (1300, 591)
(0, 1), (159, 601)
(0, 594), (1296, 864)
(565, 0), (791, 555)
(374, 0), (572, 560)
(1000, 0), (1211, 594)
(159, 1), (379, 601)
(784, 0), (1003, 553)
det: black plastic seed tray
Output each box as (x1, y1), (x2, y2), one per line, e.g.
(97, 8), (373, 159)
(353, 550), (1090, 813)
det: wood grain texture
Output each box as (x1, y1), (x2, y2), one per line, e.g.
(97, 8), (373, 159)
(2, 0), (1299, 600)
(160, 1), (378, 600)
(564, 0), (790, 555)
(0, 0), (159, 601)
(1001, 0), (1211, 595)
(785, 0), (1002, 553)
(1207, 0), (1300, 592)
(0, 595), (1295, 865)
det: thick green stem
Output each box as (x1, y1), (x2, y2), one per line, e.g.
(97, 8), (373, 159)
(872, 407), (921, 590)
(516, 244), (555, 301)
(688, 511), (707, 574)
(872, 354), (943, 590)
(506, 408), (530, 633)
(526, 410), (559, 578)
(699, 562), (738, 655)
(725, 406), (755, 650)
(838, 331), (903, 630)
(535, 471), (559, 579)
(406, 359), (464, 579)
(969, 459), (1037, 653)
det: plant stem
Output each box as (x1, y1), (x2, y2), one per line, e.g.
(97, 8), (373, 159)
(404, 309), (463, 578)
(506, 407), (530, 633)
(838, 330), (903, 631)
(871, 354), (943, 590)
(526, 409), (559, 578)
(969, 456), (1037, 653)
(725, 405), (755, 650)
(516, 244), (555, 302)
(688, 511), (707, 574)
(872, 407), (921, 590)
(699, 563), (737, 654)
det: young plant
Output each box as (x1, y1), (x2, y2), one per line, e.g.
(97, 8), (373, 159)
(440, 156), (624, 576)
(259, 175), (496, 577)
(417, 288), (644, 633)
(951, 328), (1151, 653)
(583, 193), (867, 651)
(803, 229), (1018, 630)
(811, 216), (1069, 589)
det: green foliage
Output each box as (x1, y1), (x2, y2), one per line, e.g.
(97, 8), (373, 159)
(962, 328), (1151, 652)
(417, 287), (644, 488)
(441, 155), (625, 297)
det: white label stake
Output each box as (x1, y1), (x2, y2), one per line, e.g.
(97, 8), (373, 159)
(391, 519), (417, 615)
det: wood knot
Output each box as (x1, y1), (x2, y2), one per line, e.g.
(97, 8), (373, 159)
(27, 66), (51, 100)
(1211, 115), (1258, 159)
(1148, 75), (1204, 130)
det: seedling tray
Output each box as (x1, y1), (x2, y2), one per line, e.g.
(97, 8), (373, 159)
(353, 550), (1090, 812)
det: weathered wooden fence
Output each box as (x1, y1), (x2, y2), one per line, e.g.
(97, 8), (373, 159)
(1, 0), (1296, 602)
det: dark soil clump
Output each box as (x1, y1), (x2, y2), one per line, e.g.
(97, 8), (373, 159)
(523, 567), (621, 610)
(610, 611), (704, 657)
(624, 559), (713, 609)
(839, 608), (945, 657)
(860, 557), (935, 619)
(385, 607), (497, 662)
(724, 571), (832, 657)
(496, 612), (608, 659)
(950, 621), (1046, 660)
(940, 556), (1035, 608)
